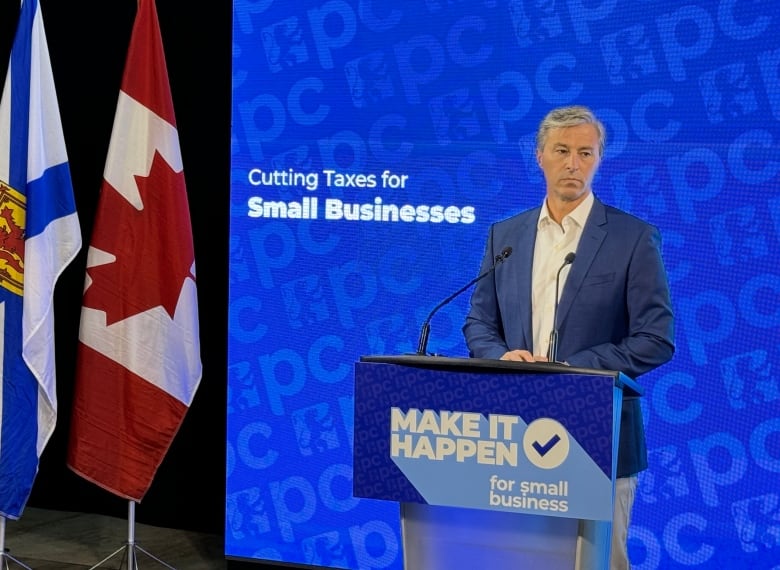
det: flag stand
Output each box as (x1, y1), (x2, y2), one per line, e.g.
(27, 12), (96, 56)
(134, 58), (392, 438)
(88, 501), (176, 569)
(0, 516), (33, 570)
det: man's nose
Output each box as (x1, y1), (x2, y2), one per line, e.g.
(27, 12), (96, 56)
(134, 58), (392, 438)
(566, 154), (580, 171)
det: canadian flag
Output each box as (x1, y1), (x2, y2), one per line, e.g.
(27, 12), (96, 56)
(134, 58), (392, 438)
(67, 0), (202, 502)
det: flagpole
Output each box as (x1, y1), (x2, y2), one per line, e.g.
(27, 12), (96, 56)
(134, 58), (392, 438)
(0, 516), (33, 569)
(127, 501), (136, 570)
(85, 501), (177, 569)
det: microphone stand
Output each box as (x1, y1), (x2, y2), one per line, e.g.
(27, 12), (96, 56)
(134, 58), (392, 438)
(546, 252), (576, 363)
(416, 247), (512, 356)
(416, 278), (480, 356)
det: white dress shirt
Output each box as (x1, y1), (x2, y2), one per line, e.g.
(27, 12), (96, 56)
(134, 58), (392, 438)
(531, 192), (594, 356)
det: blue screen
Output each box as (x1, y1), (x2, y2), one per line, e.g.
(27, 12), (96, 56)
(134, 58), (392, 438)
(228, 1), (780, 568)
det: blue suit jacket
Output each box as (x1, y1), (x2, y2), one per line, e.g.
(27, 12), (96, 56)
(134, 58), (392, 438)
(463, 197), (674, 476)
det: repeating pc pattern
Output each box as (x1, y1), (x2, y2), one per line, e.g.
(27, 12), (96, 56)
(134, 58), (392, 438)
(229, 2), (780, 568)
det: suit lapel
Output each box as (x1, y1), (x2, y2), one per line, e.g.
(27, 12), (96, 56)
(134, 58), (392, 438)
(556, 198), (607, 327)
(514, 211), (538, 350)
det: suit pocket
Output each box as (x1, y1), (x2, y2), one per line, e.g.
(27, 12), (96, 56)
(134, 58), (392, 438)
(582, 272), (615, 287)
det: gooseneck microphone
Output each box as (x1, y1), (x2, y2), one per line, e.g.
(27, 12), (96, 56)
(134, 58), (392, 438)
(416, 246), (513, 356)
(546, 252), (576, 363)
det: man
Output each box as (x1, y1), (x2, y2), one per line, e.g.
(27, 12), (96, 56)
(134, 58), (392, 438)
(463, 105), (674, 569)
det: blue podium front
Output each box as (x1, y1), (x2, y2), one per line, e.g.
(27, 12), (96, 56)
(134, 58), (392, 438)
(353, 355), (641, 570)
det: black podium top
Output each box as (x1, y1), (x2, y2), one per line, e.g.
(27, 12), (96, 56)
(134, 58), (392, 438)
(359, 354), (643, 397)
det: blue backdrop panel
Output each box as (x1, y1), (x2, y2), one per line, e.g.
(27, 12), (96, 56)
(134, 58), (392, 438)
(228, 1), (780, 568)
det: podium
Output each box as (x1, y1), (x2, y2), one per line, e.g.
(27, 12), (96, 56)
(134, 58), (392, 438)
(352, 355), (642, 570)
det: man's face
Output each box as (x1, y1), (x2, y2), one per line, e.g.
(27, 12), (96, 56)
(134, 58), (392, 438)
(536, 123), (601, 203)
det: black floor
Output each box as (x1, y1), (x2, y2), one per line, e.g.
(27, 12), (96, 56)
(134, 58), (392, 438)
(2, 507), (226, 569)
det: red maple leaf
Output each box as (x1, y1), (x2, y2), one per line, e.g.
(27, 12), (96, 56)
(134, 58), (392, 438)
(83, 151), (195, 325)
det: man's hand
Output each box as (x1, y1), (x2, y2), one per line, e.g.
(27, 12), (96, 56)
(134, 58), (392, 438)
(501, 350), (549, 362)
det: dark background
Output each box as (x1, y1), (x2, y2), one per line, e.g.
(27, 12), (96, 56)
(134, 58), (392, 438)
(1, 0), (232, 538)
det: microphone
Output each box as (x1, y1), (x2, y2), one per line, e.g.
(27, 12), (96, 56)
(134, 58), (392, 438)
(416, 246), (513, 356)
(546, 252), (576, 363)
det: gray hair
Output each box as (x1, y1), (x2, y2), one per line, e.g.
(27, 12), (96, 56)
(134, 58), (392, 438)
(536, 105), (606, 157)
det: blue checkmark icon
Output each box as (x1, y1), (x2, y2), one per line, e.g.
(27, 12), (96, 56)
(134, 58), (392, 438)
(524, 418), (569, 468)
(532, 434), (561, 457)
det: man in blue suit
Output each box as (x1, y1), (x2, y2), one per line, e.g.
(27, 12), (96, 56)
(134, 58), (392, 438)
(463, 105), (674, 570)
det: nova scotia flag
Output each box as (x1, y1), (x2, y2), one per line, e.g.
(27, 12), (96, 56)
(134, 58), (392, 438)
(0, 0), (81, 518)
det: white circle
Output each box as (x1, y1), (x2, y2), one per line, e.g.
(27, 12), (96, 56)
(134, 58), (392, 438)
(523, 418), (570, 469)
